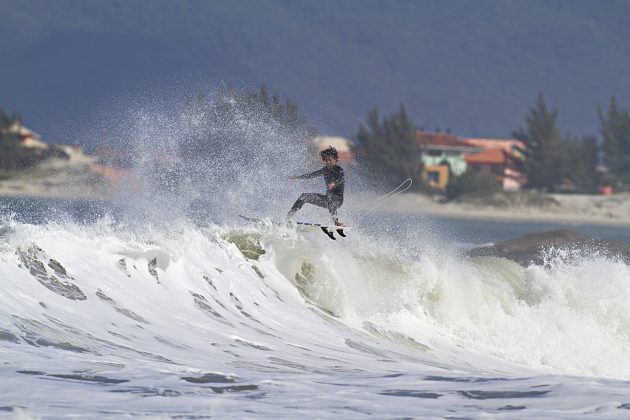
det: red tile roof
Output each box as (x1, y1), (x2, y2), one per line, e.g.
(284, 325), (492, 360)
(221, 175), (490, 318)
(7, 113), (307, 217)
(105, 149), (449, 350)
(465, 148), (508, 164)
(416, 131), (473, 148)
(462, 137), (526, 152)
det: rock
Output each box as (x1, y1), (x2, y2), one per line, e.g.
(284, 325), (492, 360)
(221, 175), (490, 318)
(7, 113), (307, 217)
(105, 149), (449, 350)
(466, 229), (630, 266)
(17, 246), (87, 300)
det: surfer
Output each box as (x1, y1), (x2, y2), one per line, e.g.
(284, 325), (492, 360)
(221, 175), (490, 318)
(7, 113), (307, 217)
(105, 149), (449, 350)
(287, 146), (345, 226)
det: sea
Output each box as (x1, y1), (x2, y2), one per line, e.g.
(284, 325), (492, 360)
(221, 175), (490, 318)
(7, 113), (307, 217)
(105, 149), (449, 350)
(2, 194), (630, 419)
(3, 96), (630, 418)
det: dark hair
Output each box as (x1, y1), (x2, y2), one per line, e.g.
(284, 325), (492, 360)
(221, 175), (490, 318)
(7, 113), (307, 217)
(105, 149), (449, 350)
(320, 145), (339, 160)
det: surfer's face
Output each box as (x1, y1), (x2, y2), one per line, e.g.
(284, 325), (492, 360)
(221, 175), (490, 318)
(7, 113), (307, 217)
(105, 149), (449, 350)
(323, 156), (337, 169)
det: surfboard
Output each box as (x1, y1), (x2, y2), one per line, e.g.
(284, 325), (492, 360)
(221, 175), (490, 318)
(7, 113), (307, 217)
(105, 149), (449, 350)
(238, 215), (348, 240)
(293, 221), (348, 240)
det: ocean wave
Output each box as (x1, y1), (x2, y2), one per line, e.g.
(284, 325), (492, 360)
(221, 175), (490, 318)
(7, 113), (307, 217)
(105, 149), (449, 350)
(2, 218), (630, 416)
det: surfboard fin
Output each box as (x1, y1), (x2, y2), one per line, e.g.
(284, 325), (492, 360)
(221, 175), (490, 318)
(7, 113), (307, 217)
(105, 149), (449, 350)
(336, 229), (346, 237)
(321, 227), (336, 240)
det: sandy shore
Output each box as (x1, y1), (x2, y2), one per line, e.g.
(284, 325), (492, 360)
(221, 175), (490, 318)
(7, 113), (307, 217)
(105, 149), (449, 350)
(2, 162), (630, 226)
(0, 159), (112, 200)
(378, 192), (630, 227)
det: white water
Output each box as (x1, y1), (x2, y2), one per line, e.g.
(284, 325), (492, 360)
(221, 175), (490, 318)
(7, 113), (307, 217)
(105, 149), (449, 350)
(2, 215), (630, 418)
(3, 91), (630, 417)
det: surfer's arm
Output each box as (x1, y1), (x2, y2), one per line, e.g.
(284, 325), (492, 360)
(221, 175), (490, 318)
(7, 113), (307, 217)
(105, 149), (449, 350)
(291, 169), (324, 180)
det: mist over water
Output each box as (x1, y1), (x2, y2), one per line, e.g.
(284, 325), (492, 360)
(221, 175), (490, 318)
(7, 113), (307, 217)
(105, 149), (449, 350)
(100, 88), (323, 227)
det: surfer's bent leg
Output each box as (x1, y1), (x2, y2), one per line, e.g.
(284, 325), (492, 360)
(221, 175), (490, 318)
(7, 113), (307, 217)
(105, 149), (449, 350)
(326, 193), (344, 221)
(287, 193), (328, 219)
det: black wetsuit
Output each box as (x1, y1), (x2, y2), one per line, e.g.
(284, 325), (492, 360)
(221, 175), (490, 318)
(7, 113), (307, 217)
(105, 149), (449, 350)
(289, 165), (344, 219)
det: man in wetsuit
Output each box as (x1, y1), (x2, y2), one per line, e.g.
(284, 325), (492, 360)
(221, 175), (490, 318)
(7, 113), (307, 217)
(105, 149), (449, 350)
(287, 146), (345, 226)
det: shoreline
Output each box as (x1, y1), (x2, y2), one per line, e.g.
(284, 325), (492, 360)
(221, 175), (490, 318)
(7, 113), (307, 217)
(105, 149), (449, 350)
(349, 192), (630, 227)
(2, 170), (630, 227)
(0, 160), (113, 201)
(412, 205), (630, 227)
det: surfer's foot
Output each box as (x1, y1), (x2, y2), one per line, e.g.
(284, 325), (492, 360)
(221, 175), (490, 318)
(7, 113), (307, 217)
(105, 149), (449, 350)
(334, 218), (345, 227)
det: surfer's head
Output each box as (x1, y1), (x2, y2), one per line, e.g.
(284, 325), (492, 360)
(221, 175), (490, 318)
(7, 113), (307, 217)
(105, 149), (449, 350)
(320, 146), (339, 167)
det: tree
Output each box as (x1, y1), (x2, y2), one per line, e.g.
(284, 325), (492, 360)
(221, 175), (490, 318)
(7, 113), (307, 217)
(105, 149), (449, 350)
(513, 94), (565, 191)
(0, 110), (22, 170)
(514, 94), (600, 193)
(0, 110), (59, 170)
(560, 134), (598, 193)
(355, 104), (423, 185)
(599, 97), (630, 184)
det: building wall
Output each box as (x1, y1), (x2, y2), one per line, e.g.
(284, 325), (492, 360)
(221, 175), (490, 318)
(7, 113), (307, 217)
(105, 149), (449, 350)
(503, 177), (522, 190)
(421, 164), (450, 190)
(420, 151), (467, 176)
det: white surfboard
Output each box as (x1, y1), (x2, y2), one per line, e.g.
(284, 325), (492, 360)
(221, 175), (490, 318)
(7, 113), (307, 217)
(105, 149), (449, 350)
(239, 215), (348, 240)
(293, 221), (348, 240)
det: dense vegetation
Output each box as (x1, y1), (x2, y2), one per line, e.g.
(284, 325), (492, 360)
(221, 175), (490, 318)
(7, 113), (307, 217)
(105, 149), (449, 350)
(599, 98), (630, 186)
(0, 110), (68, 170)
(354, 95), (630, 197)
(355, 105), (423, 187)
(514, 94), (598, 193)
(0, 110), (20, 169)
(0, 110), (43, 169)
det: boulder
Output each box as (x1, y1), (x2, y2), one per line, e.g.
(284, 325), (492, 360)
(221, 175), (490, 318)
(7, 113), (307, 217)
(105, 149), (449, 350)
(466, 229), (630, 266)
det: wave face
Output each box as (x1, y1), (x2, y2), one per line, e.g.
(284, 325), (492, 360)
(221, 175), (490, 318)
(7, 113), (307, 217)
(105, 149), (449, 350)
(3, 215), (630, 417)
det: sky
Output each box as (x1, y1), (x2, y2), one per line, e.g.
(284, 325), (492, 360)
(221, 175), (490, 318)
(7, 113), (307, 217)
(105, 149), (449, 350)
(1, 0), (629, 147)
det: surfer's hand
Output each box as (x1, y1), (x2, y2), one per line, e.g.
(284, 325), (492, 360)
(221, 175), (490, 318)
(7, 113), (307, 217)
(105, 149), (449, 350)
(327, 182), (335, 189)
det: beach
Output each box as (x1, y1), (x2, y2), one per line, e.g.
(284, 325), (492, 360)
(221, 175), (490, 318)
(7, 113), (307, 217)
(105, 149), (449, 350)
(2, 161), (630, 226)
(381, 191), (630, 227)
(0, 159), (113, 200)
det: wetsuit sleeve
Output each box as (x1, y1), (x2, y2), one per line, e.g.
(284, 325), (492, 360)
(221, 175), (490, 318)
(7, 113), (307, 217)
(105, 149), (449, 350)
(295, 168), (324, 179)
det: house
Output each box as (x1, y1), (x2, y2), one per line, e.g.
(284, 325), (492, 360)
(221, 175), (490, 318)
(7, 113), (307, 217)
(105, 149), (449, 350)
(311, 136), (354, 162)
(415, 132), (528, 190)
(416, 131), (482, 190)
(461, 137), (526, 159)
(8, 121), (48, 150)
(416, 131), (481, 176)
(57, 145), (94, 164)
(464, 147), (526, 190)
(421, 164), (450, 190)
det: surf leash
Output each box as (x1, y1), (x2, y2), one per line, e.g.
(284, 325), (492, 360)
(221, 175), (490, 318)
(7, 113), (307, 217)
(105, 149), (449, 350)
(355, 178), (412, 219)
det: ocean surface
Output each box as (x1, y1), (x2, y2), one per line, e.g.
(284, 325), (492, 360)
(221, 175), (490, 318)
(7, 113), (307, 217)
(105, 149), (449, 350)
(1, 194), (630, 418)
